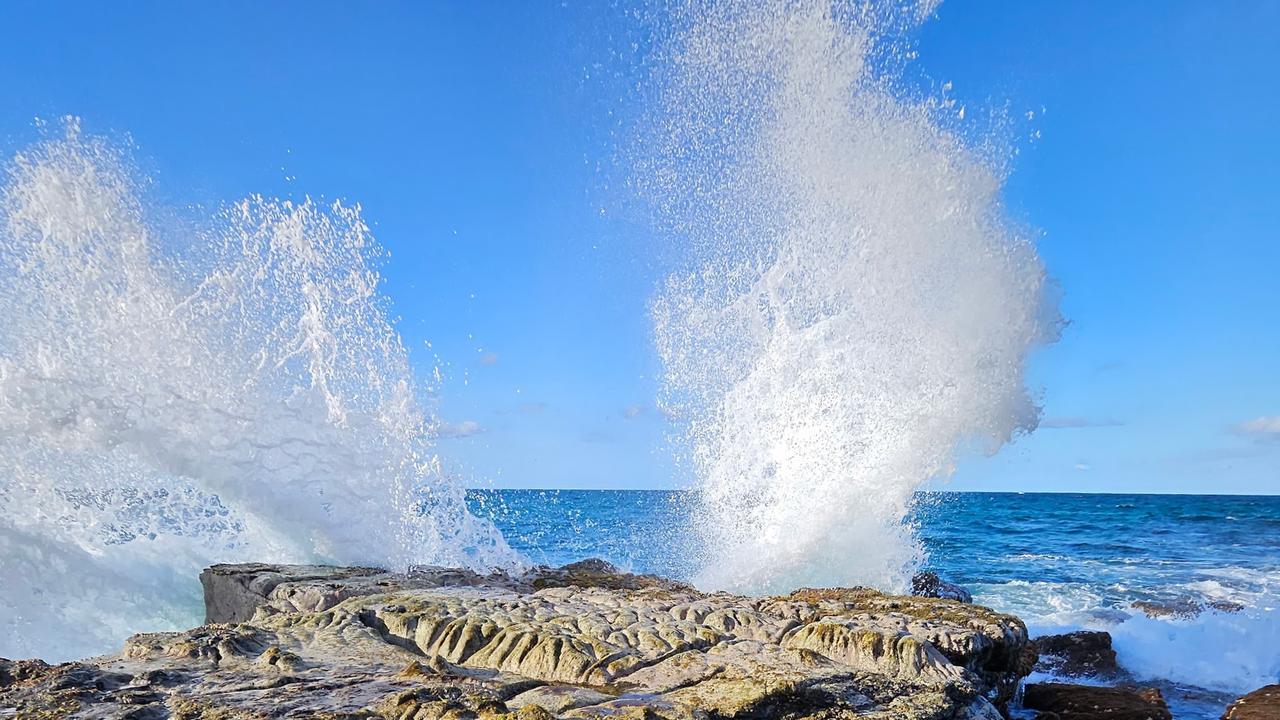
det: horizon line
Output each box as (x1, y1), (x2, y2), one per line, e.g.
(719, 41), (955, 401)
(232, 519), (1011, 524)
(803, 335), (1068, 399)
(464, 487), (1280, 498)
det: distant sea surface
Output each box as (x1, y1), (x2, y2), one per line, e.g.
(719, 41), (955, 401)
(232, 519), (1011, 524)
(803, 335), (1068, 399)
(469, 490), (1280, 718)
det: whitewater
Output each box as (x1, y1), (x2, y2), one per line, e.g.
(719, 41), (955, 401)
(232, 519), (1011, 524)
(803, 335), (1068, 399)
(644, 0), (1060, 594)
(0, 121), (520, 661)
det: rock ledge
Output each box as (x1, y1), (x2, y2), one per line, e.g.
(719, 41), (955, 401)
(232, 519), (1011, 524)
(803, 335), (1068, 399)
(1, 560), (1036, 719)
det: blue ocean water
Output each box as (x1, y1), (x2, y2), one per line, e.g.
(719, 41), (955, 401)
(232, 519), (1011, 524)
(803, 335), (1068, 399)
(469, 490), (1280, 716)
(468, 491), (1280, 608)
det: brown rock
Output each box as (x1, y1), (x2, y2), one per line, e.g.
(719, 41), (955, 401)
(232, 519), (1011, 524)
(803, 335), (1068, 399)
(1032, 631), (1121, 679)
(1131, 598), (1244, 620)
(1131, 599), (1205, 619)
(1222, 684), (1280, 720)
(0, 658), (54, 687)
(1022, 682), (1172, 720)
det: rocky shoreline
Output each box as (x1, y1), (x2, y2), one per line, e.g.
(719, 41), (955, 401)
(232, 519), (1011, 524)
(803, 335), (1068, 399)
(0, 561), (1270, 719)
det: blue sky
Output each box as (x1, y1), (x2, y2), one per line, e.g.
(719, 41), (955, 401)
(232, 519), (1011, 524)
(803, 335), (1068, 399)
(1, 1), (1275, 494)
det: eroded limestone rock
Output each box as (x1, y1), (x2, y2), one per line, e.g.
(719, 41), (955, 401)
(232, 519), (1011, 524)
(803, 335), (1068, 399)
(0, 560), (1035, 719)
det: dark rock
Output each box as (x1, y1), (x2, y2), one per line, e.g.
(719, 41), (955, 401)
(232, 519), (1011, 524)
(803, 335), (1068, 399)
(0, 661), (146, 718)
(0, 657), (53, 687)
(528, 557), (693, 592)
(557, 558), (619, 574)
(912, 571), (974, 603)
(1032, 631), (1121, 679)
(1131, 598), (1244, 620)
(1023, 682), (1172, 720)
(1222, 684), (1280, 720)
(1131, 599), (1203, 619)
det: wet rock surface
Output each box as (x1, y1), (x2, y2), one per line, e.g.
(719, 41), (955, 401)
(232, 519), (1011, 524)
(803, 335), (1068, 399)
(1222, 684), (1280, 720)
(1, 560), (1034, 719)
(910, 573), (974, 604)
(1030, 631), (1120, 680)
(1129, 599), (1244, 620)
(1021, 682), (1172, 720)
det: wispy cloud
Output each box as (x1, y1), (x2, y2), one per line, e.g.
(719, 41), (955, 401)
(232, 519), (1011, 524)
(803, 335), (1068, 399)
(622, 404), (646, 419)
(437, 419), (485, 438)
(478, 352), (499, 367)
(1041, 416), (1123, 429)
(1232, 415), (1280, 442)
(1074, 463), (1091, 472)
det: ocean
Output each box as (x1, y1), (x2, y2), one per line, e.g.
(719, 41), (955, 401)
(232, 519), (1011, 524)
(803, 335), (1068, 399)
(0, 4), (1273, 718)
(470, 489), (1280, 718)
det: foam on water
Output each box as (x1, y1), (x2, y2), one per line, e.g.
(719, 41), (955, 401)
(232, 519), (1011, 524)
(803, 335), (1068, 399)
(644, 1), (1060, 593)
(975, 572), (1280, 699)
(1111, 603), (1280, 695)
(0, 122), (520, 661)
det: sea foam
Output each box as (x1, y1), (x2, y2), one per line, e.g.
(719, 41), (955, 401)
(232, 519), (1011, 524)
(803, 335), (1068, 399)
(975, 572), (1280, 697)
(0, 122), (520, 661)
(1111, 603), (1280, 695)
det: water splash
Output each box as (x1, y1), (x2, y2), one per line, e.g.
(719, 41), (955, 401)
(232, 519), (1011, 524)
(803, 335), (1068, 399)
(644, 2), (1061, 594)
(0, 121), (520, 661)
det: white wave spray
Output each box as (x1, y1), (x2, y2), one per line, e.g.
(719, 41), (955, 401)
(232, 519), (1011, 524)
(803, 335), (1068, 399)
(0, 122), (520, 661)
(645, 2), (1061, 594)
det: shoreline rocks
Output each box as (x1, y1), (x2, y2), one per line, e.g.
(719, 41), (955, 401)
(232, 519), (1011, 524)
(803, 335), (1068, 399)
(1, 559), (1033, 719)
(1030, 631), (1121, 680)
(1021, 682), (1172, 720)
(911, 572), (974, 604)
(1130, 598), (1245, 620)
(1222, 685), (1280, 720)
(1026, 630), (1255, 719)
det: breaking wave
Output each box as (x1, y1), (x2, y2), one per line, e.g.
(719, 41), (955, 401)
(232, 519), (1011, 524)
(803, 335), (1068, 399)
(644, 1), (1061, 593)
(0, 122), (519, 661)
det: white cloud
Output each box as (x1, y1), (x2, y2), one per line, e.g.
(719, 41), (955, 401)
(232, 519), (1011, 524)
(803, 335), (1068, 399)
(437, 419), (485, 438)
(1233, 416), (1280, 441)
(1074, 463), (1091, 472)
